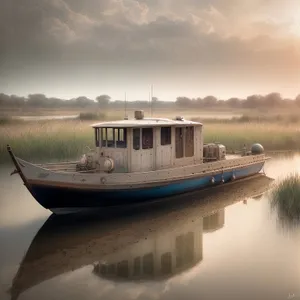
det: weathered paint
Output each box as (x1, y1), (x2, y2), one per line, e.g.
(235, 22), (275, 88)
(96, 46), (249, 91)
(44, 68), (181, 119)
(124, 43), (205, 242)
(29, 162), (264, 212)
(18, 154), (267, 188)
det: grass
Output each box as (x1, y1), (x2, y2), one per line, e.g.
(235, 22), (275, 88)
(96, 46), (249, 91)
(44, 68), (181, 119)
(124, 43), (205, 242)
(1, 117), (300, 164)
(269, 172), (300, 224)
(192, 112), (300, 124)
(77, 112), (106, 121)
(0, 120), (94, 164)
(0, 116), (25, 125)
(203, 122), (300, 152)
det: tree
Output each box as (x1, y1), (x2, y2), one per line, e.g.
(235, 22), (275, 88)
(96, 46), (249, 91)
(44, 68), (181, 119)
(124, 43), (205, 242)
(96, 95), (111, 108)
(75, 96), (94, 107)
(243, 94), (263, 108)
(227, 97), (241, 108)
(0, 93), (10, 106)
(202, 95), (218, 107)
(176, 97), (192, 107)
(264, 93), (282, 107)
(27, 94), (47, 107)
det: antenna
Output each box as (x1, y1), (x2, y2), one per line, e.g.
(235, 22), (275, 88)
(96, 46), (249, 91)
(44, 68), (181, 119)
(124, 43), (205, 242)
(124, 92), (128, 120)
(148, 91), (151, 116)
(150, 84), (153, 117)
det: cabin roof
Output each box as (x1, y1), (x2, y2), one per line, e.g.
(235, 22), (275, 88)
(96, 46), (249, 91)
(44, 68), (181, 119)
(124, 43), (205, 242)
(91, 117), (202, 128)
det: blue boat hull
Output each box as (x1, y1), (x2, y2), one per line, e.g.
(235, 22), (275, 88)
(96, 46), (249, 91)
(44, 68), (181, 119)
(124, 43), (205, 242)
(29, 162), (265, 211)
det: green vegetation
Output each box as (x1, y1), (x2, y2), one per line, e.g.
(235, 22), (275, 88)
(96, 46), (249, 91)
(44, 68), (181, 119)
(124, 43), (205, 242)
(77, 112), (106, 121)
(1, 91), (300, 111)
(0, 115), (300, 164)
(192, 113), (300, 124)
(203, 122), (300, 152)
(0, 120), (94, 164)
(270, 172), (300, 220)
(0, 116), (25, 125)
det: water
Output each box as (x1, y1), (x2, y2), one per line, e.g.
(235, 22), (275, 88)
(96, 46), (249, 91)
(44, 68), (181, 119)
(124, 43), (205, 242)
(1, 154), (300, 300)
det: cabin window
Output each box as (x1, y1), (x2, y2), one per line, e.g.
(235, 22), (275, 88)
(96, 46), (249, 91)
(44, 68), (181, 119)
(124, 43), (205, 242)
(95, 128), (100, 147)
(101, 127), (127, 148)
(133, 128), (140, 150)
(115, 128), (127, 148)
(101, 128), (107, 147)
(175, 127), (184, 158)
(107, 128), (115, 148)
(185, 126), (194, 157)
(161, 127), (171, 145)
(142, 128), (153, 149)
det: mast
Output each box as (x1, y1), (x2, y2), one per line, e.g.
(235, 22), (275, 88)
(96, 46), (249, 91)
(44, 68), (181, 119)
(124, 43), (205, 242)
(150, 84), (153, 117)
(149, 91), (151, 116)
(124, 92), (128, 119)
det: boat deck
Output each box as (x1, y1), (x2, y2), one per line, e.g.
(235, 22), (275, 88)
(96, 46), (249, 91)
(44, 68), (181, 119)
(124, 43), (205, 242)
(36, 154), (244, 174)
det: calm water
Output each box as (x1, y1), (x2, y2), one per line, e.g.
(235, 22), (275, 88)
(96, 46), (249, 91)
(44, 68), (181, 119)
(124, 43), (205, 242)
(1, 154), (300, 300)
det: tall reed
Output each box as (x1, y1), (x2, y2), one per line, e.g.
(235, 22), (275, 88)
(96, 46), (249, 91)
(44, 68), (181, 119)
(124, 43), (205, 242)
(1, 119), (300, 164)
(270, 172), (300, 220)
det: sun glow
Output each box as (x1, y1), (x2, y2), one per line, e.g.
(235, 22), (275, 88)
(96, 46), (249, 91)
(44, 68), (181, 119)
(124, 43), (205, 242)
(290, 21), (300, 37)
(290, 7), (300, 37)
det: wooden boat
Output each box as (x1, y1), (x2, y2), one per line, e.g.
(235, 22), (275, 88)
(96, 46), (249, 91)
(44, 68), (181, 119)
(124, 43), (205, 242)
(7, 110), (270, 214)
(9, 174), (273, 300)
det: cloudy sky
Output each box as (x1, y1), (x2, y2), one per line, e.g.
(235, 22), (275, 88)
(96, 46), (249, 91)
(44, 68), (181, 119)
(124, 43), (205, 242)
(0, 0), (300, 101)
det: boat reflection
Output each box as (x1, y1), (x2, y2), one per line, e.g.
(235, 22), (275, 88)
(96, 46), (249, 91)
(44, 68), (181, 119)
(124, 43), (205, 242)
(93, 213), (207, 281)
(203, 209), (225, 233)
(10, 175), (273, 300)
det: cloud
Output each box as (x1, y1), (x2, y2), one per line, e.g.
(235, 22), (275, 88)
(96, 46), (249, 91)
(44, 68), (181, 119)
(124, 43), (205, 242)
(0, 0), (299, 99)
(1, 0), (299, 64)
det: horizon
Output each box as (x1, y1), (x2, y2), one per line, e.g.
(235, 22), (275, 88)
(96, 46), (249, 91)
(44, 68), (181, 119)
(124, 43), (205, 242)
(1, 90), (300, 102)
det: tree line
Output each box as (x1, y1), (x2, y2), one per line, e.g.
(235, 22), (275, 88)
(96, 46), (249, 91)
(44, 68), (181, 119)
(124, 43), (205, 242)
(1, 92), (300, 110)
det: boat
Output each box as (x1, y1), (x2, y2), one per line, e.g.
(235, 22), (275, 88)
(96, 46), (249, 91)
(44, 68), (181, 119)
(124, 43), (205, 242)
(9, 175), (273, 300)
(7, 110), (270, 215)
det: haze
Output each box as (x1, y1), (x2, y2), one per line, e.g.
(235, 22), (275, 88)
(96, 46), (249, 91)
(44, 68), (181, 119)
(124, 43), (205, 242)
(0, 0), (300, 101)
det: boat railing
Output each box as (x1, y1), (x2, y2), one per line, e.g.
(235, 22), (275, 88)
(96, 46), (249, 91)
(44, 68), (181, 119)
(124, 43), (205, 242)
(36, 161), (79, 172)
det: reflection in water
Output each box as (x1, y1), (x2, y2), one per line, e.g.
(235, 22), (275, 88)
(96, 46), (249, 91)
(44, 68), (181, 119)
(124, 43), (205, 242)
(203, 209), (225, 233)
(9, 175), (274, 300)
(269, 196), (300, 233)
(93, 218), (204, 281)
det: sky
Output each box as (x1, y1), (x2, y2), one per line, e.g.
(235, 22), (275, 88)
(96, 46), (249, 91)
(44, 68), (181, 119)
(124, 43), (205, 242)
(0, 0), (300, 101)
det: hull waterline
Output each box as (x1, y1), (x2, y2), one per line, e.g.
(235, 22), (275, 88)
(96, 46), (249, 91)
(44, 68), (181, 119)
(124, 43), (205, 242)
(30, 162), (265, 213)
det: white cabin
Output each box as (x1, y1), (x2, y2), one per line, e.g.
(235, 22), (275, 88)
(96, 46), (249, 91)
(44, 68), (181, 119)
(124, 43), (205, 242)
(91, 110), (204, 173)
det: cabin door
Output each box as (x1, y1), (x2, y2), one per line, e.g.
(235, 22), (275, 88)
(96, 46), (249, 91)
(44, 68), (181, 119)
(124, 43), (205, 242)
(158, 126), (172, 168)
(175, 128), (184, 158)
(131, 128), (154, 172)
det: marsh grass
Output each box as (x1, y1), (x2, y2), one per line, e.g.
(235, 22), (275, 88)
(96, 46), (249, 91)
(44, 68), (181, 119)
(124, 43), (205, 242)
(78, 112), (106, 120)
(0, 120), (94, 164)
(203, 122), (300, 152)
(1, 118), (300, 164)
(270, 172), (300, 222)
(0, 116), (25, 125)
(192, 113), (300, 124)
